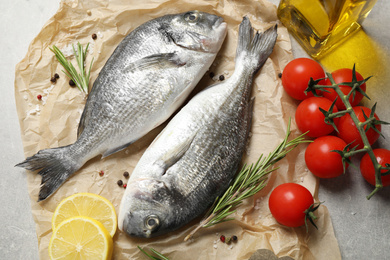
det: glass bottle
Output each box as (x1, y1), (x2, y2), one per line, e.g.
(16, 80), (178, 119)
(277, 0), (378, 59)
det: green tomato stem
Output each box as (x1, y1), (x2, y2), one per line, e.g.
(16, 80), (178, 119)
(314, 69), (385, 199)
(344, 148), (369, 158)
(328, 110), (348, 120)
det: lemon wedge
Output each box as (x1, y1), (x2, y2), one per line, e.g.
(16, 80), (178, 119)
(49, 216), (113, 260)
(52, 193), (117, 237)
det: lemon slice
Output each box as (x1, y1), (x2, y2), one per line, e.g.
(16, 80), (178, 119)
(49, 216), (113, 260)
(52, 193), (117, 237)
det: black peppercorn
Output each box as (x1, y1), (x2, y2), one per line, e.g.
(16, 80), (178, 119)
(278, 72), (282, 78)
(232, 235), (237, 242)
(92, 33), (97, 40)
(219, 75), (225, 81)
(117, 180), (123, 186)
(123, 171), (129, 178)
(50, 77), (56, 83)
(209, 72), (215, 79)
(54, 73), (60, 79)
(69, 79), (76, 86)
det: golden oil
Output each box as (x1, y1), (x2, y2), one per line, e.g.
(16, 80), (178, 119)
(277, 0), (377, 59)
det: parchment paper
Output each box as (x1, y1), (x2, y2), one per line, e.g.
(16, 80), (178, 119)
(14, 0), (341, 259)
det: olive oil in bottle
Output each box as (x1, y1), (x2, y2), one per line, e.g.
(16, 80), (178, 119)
(277, 0), (377, 59)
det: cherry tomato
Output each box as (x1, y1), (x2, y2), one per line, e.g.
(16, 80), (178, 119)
(323, 68), (366, 110)
(269, 183), (314, 227)
(360, 149), (390, 187)
(295, 97), (339, 138)
(337, 106), (381, 150)
(282, 58), (325, 100)
(305, 136), (348, 178)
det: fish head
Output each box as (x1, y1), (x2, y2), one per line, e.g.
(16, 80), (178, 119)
(118, 178), (179, 238)
(163, 10), (227, 53)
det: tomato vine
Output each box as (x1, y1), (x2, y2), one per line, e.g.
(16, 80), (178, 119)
(306, 65), (390, 199)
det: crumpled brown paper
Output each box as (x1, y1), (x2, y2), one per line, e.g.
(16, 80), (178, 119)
(14, 0), (341, 259)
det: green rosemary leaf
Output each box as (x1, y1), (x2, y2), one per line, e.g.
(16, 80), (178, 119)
(50, 42), (93, 95)
(138, 246), (169, 260)
(150, 248), (170, 260)
(138, 246), (161, 260)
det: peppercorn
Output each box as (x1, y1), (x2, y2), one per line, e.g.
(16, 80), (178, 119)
(99, 170), (104, 177)
(117, 180), (123, 186)
(37, 94), (42, 100)
(123, 171), (129, 178)
(209, 72), (215, 79)
(123, 184), (127, 188)
(54, 73), (60, 79)
(220, 235), (225, 243)
(278, 72), (282, 78)
(92, 33), (97, 40)
(219, 75), (225, 81)
(69, 79), (76, 87)
(232, 235), (237, 242)
(50, 77), (57, 83)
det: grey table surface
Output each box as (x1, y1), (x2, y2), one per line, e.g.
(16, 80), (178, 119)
(1, 0), (389, 259)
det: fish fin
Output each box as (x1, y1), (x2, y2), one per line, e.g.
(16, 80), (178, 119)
(236, 17), (278, 75)
(102, 141), (134, 158)
(77, 107), (88, 138)
(15, 145), (80, 202)
(77, 95), (96, 138)
(124, 53), (186, 72)
(154, 131), (196, 173)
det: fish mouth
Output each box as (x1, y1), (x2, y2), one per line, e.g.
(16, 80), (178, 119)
(213, 17), (226, 30)
(206, 18), (226, 53)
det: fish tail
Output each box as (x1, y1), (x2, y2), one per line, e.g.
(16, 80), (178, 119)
(236, 16), (278, 75)
(15, 145), (81, 202)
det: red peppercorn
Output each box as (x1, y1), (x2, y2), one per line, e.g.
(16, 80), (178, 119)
(220, 235), (225, 243)
(99, 170), (104, 177)
(123, 184), (127, 188)
(37, 95), (42, 100)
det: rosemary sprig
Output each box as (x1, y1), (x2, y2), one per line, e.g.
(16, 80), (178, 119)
(184, 119), (309, 241)
(138, 246), (169, 260)
(50, 42), (94, 95)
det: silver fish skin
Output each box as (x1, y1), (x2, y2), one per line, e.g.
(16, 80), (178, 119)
(118, 17), (277, 238)
(16, 11), (227, 201)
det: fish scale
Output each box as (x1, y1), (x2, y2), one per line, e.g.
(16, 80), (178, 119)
(118, 17), (278, 238)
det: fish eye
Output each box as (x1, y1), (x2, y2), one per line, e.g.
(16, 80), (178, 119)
(184, 11), (200, 23)
(144, 215), (160, 231)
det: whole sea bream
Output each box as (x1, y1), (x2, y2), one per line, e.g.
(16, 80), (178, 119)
(118, 17), (277, 238)
(16, 11), (227, 201)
